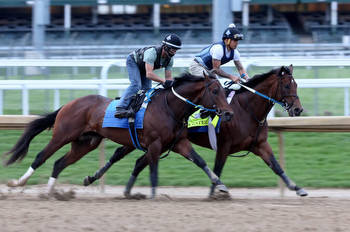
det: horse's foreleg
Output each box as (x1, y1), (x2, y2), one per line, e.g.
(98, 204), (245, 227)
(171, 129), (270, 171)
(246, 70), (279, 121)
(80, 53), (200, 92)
(84, 146), (135, 186)
(269, 155), (308, 196)
(7, 140), (67, 188)
(174, 139), (228, 193)
(146, 140), (162, 199)
(254, 142), (308, 197)
(209, 152), (228, 196)
(124, 154), (148, 197)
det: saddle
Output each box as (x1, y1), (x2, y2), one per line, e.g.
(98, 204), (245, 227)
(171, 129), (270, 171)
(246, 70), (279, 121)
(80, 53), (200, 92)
(114, 90), (147, 119)
(128, 90), (148, 116)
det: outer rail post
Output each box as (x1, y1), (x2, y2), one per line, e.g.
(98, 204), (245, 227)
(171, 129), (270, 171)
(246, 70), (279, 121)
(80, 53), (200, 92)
(277, 131), (285, 197)
(99, 139), (106, 193)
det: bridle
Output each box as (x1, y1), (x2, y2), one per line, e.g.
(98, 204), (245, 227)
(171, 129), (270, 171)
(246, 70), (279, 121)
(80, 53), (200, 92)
(275, 71), (299, 111)
(170, 78), (224, 116)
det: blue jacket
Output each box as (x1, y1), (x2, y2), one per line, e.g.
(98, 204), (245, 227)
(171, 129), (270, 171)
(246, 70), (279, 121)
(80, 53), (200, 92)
(195, 41), (235, 70)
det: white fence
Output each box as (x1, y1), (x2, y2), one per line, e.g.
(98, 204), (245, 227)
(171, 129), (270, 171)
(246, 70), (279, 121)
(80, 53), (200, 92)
(1, 58), (350, 115)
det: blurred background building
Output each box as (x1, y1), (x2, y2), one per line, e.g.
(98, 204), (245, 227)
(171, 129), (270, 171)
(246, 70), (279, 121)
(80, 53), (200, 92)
(0, 0), (349, 58)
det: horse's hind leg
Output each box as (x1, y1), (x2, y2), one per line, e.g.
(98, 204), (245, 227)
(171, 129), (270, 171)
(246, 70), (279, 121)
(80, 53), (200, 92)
(84, 146), (135, 186)
(7, 138), (70, 188)
(253, 141), (308, 197)
(47, 134), (103, 195)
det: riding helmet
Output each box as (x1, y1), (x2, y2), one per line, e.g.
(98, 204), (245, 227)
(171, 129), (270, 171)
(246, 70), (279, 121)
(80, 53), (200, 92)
(162, 34), (182, 49)
(222, 24), (244, 41)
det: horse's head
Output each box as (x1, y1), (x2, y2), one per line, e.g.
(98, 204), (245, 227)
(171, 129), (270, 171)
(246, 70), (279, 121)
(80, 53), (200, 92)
(200, 72), (233, 121)
(172, 72), (233, 121)
(276, 65), (303, 116)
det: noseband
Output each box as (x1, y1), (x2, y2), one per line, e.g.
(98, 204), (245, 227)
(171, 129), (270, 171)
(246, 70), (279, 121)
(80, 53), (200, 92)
(277, 73), (299, 111)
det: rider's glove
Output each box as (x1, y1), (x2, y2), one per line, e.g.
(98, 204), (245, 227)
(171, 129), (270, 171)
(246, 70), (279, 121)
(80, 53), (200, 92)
(162, 80), (174, 89)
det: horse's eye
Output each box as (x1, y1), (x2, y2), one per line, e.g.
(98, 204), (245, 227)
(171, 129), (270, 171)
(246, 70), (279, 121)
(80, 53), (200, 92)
(285, 84), (291, 90)
(212, 89), (218, 95)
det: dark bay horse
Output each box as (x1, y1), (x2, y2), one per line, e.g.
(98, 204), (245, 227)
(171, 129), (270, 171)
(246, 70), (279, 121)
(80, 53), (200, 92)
(3, 72), (233, 198)
(85, 65), (308, 197)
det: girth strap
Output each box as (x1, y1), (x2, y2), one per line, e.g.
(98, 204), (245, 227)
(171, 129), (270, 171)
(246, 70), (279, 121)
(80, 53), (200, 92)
(128, 117), (146, 152)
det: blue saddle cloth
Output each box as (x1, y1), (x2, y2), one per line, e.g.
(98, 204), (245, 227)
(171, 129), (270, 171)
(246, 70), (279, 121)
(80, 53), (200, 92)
(102, 100), (146, 129)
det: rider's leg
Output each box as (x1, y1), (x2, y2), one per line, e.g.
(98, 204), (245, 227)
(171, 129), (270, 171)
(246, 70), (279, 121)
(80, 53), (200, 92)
(115, 54), (142, 118)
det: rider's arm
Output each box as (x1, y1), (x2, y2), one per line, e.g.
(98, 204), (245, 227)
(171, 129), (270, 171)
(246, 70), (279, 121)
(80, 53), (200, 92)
(165, 70), (172, 81)
(234, 60), (249, 80)
(233, 50), (249, 80)
(164, 57), (174, 81)
(212, 59), (239, 82)
(144, 48), (166, 83)
(145, 63), (166, 83)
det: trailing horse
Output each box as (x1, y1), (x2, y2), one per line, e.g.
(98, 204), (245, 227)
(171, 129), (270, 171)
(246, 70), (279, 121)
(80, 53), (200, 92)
(85, 65), (308, 197)
(3, 72), (233, 198)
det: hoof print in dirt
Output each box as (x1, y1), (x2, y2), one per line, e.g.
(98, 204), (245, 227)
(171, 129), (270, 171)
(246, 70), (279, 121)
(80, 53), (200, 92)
(125, 192), (147, 200)
(53, 190), (76, 201)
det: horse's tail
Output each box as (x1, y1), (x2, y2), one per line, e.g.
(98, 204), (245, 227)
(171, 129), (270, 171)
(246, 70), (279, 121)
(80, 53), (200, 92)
(3, 108), (61, 166)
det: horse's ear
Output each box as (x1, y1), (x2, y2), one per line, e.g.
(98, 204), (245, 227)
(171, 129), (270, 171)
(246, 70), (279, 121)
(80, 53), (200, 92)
(278, 66), (286, 76)
(289, 64), (293, 74)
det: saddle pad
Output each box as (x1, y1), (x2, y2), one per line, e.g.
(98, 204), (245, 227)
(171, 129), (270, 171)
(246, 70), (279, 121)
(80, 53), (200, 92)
(102, 100), (146, 129)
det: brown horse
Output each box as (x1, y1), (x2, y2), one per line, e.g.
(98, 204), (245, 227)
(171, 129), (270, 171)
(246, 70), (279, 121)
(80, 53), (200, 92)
(3, 72), (233, 198)
(85, 65), (308, 197)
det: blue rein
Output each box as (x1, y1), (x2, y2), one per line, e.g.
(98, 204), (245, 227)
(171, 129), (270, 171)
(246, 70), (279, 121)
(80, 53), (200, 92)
(184, 99), (217, 112)
(225, 81), (285, 108)
(171, 86), (217, 113)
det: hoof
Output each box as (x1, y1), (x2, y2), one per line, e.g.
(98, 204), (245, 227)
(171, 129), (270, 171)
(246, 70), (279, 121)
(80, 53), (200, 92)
(209, 191), (232, 201)
(123, 191), (131, 198)
(216, 184), (229, 193)
(7, 179), (19, 187)
(296, 188), (308, 197)
(83, 176), (92, 186)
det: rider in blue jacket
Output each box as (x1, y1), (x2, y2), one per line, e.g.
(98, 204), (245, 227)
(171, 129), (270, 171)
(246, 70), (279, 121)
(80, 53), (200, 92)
(189, 24), (249, 82)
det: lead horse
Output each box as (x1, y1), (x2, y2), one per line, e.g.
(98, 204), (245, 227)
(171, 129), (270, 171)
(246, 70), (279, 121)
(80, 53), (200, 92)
(85, 65), (308, 197)
(3, 72), (233, 198)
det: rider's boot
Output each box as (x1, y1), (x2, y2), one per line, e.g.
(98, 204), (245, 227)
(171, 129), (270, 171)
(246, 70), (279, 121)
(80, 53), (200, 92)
(114, 107), (135, 118)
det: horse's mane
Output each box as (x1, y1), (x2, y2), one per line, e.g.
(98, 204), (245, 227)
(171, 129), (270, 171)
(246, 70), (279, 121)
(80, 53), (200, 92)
(235, 68), (278, 94)
(173, 72), (212, 86)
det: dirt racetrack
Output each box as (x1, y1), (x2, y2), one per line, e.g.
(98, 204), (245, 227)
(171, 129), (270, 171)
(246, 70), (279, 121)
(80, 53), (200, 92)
(1, 184), (350, 232)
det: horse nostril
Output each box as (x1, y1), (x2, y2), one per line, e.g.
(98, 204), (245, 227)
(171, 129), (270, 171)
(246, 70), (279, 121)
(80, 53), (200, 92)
(223, 111), (233, 121)
(294, 108), (302, 116)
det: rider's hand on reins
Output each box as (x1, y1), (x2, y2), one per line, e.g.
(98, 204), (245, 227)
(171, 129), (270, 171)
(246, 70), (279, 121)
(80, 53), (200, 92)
(162, 80), (174, 89)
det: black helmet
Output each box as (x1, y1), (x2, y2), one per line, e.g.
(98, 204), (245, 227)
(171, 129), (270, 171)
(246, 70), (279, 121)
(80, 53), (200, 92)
(222, 25), (243, 41)
(162, 34), (182, 50)
(162, 34), (182, 57)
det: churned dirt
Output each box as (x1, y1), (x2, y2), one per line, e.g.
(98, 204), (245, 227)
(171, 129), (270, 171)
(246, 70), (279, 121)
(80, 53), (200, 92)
(0, 184), (350, 232)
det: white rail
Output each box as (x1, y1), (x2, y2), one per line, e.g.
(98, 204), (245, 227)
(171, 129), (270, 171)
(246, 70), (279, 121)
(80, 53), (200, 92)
(1, 58), (350, 115)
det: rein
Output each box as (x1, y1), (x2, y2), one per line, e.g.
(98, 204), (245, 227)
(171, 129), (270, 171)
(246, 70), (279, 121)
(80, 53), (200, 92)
(171, 86), (217, 113)
(238, 83), (286, 108)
